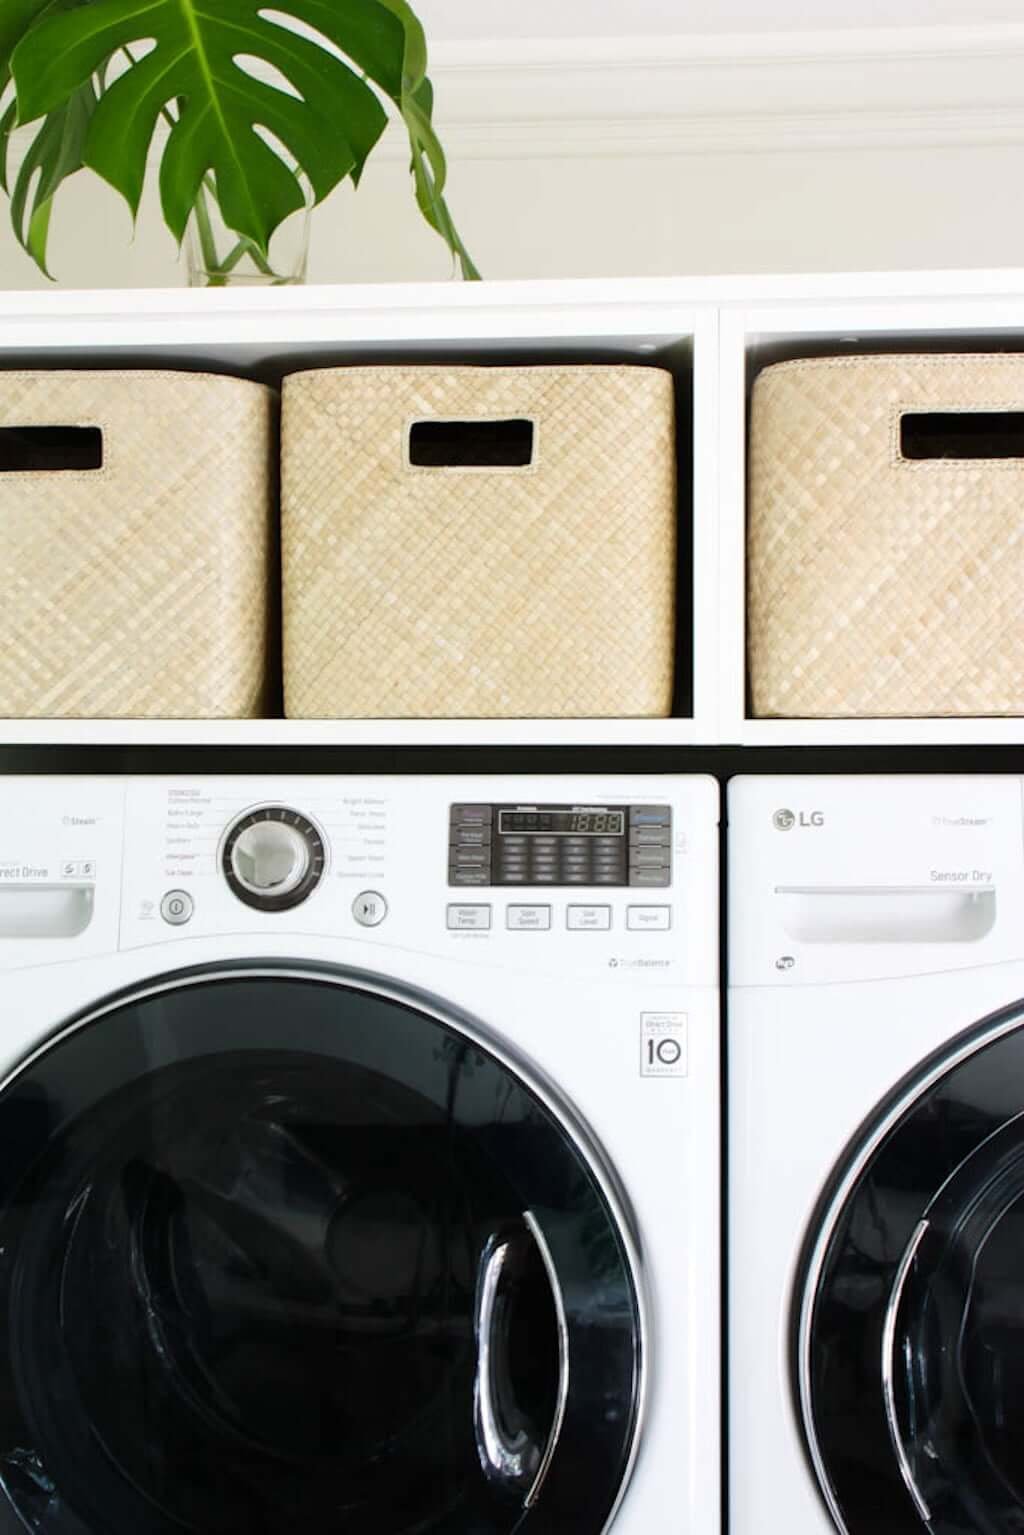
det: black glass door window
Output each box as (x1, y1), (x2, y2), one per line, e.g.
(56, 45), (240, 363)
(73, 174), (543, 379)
(802, 1004), (1024, 1535)
(0, 968), (640, 1535)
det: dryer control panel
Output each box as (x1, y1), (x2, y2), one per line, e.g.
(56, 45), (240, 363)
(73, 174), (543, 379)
(729, 774), (1024, 987)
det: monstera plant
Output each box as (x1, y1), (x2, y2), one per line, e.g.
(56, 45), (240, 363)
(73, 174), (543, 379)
(0, 0), (478, 283)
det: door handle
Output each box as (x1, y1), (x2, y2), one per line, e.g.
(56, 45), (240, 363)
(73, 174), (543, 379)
(473, 1209), (569, 1507)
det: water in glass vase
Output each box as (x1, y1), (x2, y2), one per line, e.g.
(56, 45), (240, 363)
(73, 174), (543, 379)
(185, 183), (312, 288)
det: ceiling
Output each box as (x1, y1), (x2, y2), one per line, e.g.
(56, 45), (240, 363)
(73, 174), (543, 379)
(415, 0), (1024, 38)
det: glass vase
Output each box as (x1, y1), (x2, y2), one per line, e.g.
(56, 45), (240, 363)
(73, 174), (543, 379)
(185, 182), (311, 287)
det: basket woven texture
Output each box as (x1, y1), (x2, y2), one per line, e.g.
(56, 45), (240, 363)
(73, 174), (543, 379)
(0, 372), (275, 718)
(748, 354), (1024, 718)
(282, 365), (676, 718)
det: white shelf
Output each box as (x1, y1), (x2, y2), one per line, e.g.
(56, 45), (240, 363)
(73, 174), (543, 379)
(0, 718), (709, 747)
(3, 270), (1024, 749)
(739, 718), (1024, 747)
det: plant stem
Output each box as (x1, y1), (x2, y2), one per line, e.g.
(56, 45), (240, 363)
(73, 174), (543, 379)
(191, 182), (226, 284)
(226, 231), (276, 278)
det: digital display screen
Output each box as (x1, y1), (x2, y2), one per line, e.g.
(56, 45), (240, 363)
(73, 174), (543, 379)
(498, 810), (625, 836)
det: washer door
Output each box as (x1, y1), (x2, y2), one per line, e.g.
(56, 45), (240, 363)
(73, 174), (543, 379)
(800, 1004), (1024, 1535)
(0, 967), (641, 1535)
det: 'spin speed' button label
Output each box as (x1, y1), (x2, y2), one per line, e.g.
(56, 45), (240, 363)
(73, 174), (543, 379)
(640, 1013), (687, 1077)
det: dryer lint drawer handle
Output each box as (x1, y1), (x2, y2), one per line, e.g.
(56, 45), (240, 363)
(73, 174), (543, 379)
(473, 1211), (569, 1509)
(776, 885), (996, 944)
(0, 883), (93, 939)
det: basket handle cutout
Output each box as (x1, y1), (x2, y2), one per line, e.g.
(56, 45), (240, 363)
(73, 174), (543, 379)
(0, 425), (103, 472)
(408, 417), (534, 468)
(900, 411), (1024, 461)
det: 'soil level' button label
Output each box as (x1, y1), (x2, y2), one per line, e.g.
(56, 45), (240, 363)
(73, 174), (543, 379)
(640, 1012), (687, 1077)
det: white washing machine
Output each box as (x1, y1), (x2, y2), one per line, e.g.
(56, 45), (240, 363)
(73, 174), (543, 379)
(0, 772), (719, 1535)
(728, 773), (1024, 1535)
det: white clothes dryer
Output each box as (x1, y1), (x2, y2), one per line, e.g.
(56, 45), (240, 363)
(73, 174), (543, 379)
(0, 772), (719, 1535)
(728, 774), (1024, 1535)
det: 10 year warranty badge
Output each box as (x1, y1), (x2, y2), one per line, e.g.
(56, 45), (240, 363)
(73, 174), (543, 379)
(641, 1013), (688, 1077)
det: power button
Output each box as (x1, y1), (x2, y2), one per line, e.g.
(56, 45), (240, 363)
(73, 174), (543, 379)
(160, 890), (194, 926)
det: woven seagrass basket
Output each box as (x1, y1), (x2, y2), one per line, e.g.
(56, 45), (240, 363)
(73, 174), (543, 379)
(748, 354), (1024, 718)
(281, 365), (676, 718)
(0, 371), (275, 718)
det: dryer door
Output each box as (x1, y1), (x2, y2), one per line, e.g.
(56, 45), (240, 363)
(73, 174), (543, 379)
(800, 1002), (1024, 1535)
(0, 966), (641, 1535)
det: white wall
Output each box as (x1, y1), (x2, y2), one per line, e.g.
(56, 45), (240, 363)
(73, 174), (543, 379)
(3, 22), (1024, 289)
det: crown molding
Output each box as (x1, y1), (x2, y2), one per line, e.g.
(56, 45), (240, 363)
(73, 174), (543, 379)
(409, 23), (1024, 158)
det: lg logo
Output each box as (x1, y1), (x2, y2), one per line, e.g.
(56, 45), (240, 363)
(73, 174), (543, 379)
(773, 808), (824, 830)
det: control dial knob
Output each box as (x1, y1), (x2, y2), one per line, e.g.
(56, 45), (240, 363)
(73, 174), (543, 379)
(222, 806), (325, 912)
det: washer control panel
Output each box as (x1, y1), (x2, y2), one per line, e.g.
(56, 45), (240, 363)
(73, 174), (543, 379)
(449, 803), (671, 888)
(0, 776), (718, 987)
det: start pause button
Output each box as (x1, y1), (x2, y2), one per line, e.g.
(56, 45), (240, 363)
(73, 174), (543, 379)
(640, 1013), (687, 1077)
(353, 891), (388, 927)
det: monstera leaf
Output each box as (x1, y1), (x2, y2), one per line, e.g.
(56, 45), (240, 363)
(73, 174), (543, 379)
(1, 0), (96, 275)
(6, 80), (97, 274)
(6, 0), (478, 277)
(373, 0), (477, 278)
(0, 0), (64, 71)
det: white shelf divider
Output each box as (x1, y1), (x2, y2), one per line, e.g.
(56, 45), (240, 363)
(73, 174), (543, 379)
(690, 306), (722, 744)
(716, 309), (750, 746)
